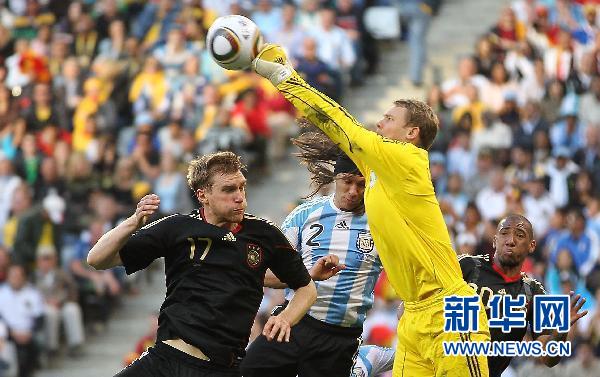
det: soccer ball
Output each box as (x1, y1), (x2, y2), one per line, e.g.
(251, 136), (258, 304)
(206, 15), (263, 71)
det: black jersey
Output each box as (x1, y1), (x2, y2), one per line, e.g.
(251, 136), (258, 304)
(119, 209), (312, 367)
(459, 254), (548, 377)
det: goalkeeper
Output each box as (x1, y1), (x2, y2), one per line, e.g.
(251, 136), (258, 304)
(252, 45), (490, 377)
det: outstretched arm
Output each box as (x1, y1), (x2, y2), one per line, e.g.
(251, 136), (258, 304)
(87, 194), (160, 270)
(253, 44), (420, 178)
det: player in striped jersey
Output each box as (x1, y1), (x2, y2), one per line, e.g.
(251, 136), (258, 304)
(241, 131), (384, 377)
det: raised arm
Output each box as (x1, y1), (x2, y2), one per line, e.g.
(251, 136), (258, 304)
(87, 194), (160, 270)
(253, 44), (423, 177)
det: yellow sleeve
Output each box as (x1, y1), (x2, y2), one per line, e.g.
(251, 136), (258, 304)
(277, 73), (425, 180)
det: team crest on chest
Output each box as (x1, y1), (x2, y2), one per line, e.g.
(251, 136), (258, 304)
(246, 243), (263, 268)
(356, 232), (374, 253)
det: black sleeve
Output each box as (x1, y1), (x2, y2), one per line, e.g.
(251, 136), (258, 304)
(458, 255), (475, 282)
(119, 215), (176, 275)
(528, 279), (552, 340)
(266, 225), (312, 290)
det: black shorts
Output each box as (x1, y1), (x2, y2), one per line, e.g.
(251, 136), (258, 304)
(115, 342), (241, 377)
(241, 314), (362, 377)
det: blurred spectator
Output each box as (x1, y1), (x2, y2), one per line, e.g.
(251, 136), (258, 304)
(550, 110), (585, 156)
(70, 220), (121, 328)
(513, 101), (549, 150)
(72, 13), (99, 69)
(522, 175), (555, 238)
(0, 265), (44, 377)
(152, 27), (193, 78)
(253, 0), (283, 42)
(540, 79), (566, 125)
(310, 6), (355, 97)
(446, 130), (476, 181)
(198, 107), (249, 156)
(0, 315), (18, 377)
(0, 156), (22, 231)
(480, 62), (519, 113)
(22, 83), (67, 133)
(271, 3), (306, 60)
(551, 209), (599, 277)
(546, 147), (579, 208)
(579, 75), (600, 128)
(295, 37), (337, 100)
(232, 89), (271, 174)
(153, 153), (194, 216)
(562, 339), (600, 376)
(34, 248), (84, 358)
(12, 190), (64, 269)
(439, 173), (469, 225)
(398, 0), (433, 86)
(33, 156), (66, 201)
(475, 168), (509, 221)
(442, 56), (489, 108)
(0, 246), (10, 284)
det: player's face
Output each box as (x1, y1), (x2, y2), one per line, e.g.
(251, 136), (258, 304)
(493, 219), (535, 268)
(376, 106), (419, 143)
(334, 173), (365, 211)
(201, 171), (247, 225)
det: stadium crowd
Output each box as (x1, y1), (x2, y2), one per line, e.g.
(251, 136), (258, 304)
(1, 0), (600, 377)
(362, 0), (600, 376)
(0, 0), (385, 376)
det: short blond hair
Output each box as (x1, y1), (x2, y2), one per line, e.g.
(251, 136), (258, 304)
(394, 99), (439, 150)
(187, 152), (245, 192)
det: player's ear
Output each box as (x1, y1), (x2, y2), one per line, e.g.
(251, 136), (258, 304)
(529, 239), (536, 254)
(492, 235), (497, 250)
(196, 188), (208, 205)
(407, 125), (420, 143)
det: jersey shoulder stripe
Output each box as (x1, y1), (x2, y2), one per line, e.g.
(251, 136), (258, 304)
(457, 254), (489, 262)
(140, 214), (179, 230)
(521, 273), (547, 294)
(281, 196), (330, 229)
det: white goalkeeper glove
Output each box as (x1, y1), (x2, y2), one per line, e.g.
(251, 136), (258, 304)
(252, 44), (294, 86)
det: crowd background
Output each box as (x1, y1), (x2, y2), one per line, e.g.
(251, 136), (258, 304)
(0, 0), (599, 377)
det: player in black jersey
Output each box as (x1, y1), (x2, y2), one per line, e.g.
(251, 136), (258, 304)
(87, 151), (317, 377)
(459, 214), (588, 377)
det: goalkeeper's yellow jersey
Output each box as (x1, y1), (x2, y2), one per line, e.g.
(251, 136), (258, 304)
(278, 74), (463, 302)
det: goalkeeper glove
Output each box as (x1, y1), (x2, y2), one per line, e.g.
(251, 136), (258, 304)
(252, 44), (294, 86)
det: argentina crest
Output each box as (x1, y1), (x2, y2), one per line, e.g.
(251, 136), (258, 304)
(356, 231), (374, 253)
(246, 243), (263, 268)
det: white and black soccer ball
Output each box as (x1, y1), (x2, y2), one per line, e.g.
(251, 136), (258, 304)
(206, 15), (263, 71)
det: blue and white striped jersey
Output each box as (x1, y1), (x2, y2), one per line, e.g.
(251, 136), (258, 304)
(351, 345), (395, 377)
(282, 195), (383, 328)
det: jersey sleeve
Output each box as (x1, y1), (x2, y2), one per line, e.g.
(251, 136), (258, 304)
(458, 254), (476, 282)
(119, 215), (175, 275)
(277, 74), (427, 181)
(281, 206), (305, 252)
(527, 277), (551, 339)
(266, 224), (312, 290)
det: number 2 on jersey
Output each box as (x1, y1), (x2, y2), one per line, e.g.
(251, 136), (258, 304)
(306, 224), (324, 247)
(187, 237), (213, 262)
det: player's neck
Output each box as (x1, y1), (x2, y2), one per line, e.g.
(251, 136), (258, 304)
(493, 257), (521, 278)
(201, 208), (239, 231)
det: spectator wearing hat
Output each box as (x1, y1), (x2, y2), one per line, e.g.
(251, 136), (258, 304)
(34, 246), (85, 358)
(546, 146), (580, 207)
